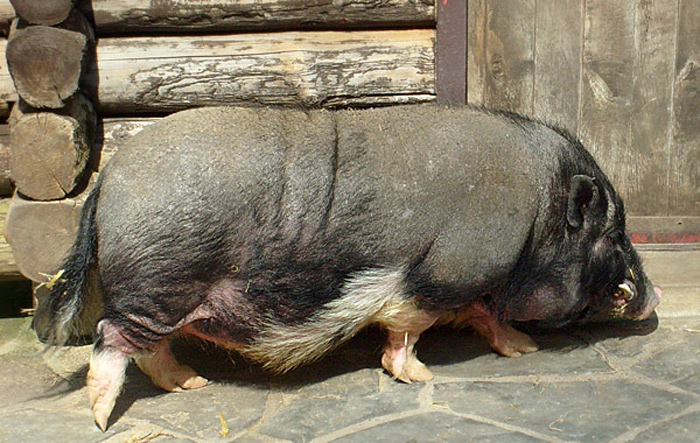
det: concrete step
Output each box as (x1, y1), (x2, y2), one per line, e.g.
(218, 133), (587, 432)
(638, 244), (700, 318)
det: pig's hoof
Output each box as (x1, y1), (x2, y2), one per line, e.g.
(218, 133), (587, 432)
(137, 357), (209, 392)
(88, 376), (120, 432)
(134, 341), (209, 392)
(87, 347), (130, 431)
(489, 325), (539, 358)
(401, 356), (434, 382)
(381, 351), (434, 383)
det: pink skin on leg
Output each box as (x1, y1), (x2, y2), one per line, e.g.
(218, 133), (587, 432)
(453, 303), (539, 358)
(134, 338), (209, 392)
(378, 308), (439, 383)
(381, 329), (434, 383)
(88, 347), (130, 431)
(88, 320), (208, 431)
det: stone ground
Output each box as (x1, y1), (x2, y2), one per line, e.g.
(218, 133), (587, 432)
(0, 247), (697, 443)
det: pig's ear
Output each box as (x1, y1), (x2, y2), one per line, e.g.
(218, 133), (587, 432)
(567, 175), (598, 228)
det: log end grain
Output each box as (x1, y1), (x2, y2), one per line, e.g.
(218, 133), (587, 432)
(9, 95), (95, 200)
(3, 192), (86, 282)
(7, 25), (88, 108)
(10, 0), (75, 26)
(10, 113), (91, 200)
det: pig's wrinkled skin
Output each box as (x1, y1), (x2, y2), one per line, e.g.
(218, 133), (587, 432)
(37, 105), (660, 430)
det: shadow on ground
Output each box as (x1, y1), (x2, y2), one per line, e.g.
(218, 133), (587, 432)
(28, 314), (659, 429)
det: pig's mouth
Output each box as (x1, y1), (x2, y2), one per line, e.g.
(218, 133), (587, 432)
(612, 280), (636, 309)
(609, 279), (661, 321)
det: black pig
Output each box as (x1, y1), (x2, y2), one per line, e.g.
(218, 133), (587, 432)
(39, 105), (661, 430)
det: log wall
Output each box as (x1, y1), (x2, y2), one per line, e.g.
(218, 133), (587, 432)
(79, 0), (435, 34)
(2, 0), (698, 285)
(87, 30), (435, 113)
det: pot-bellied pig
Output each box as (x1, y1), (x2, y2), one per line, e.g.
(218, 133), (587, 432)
(39, 105), (661, 430)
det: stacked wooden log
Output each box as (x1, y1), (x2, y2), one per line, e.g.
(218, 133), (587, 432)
(3, 0), (96, 287)
(1, 1), (436, 290)
(0, 2), (16, 194)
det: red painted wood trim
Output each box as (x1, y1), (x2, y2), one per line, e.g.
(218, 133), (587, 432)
(631, 233), (700, 244)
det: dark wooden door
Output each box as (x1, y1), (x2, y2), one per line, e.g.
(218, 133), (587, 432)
(437, 0), (700, 243)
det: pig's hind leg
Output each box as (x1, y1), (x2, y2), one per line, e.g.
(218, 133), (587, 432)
(88, 319), (207, 431)
(87, 319), (135, 431)
(88, 343), (129, 431)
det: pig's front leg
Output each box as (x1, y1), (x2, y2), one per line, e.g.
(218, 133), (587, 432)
(381, 329), (433, 383)
(134, 339), (209, 392)
(377, 308), (438, 383)
(454, 303), (539, 358)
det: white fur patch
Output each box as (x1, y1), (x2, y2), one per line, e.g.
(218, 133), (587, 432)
(243, 266), (431, 372)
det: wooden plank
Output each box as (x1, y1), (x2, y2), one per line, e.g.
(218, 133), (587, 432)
(533, 0), (581, 132)
(578, 1), (636, 209)
(466, 0), (487, 105)
(0, 40), (18, 108)
(628, 216), (700, 244)
(84, 30), (436, 114)
(627, 1), (677, 216)
(80, 0), (435, 36)
(436, 0), (467, 103)
(481, 0), (535, 114)
(670, 0), (700, 215)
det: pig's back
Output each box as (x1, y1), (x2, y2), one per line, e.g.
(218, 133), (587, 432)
(95, 105), (561, 315)
(332, 106), (555, 296)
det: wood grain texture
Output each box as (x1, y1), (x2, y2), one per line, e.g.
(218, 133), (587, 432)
(670, 0), (700, 215)
(79, 0), (435, 35)
(10, 0), (74, 26)
(6, 10), (94, 108)
(0, 40), (18, 108)
(533, 0), (581, 132)
(578, 1), (636, 209)
(9, 94), (95, 200)
(4, 191), (88, 282)
(466, 0), (487, 104)
(436, 0), (467, 103)
(0, 1), (14, 37)
(481, 0), (535, 114)
(84, 30), (436, 114)
(627, 0), (678, 216)
(7, 25), (87, 108)
(0, 198), (22, 281)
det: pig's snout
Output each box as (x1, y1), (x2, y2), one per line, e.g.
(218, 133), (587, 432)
(635, 285), (662, 321)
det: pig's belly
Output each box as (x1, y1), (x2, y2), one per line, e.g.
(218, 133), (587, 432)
(181, 322), (248, 350)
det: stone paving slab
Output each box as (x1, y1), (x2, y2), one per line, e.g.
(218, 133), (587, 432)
(1, 315), (699, 442)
